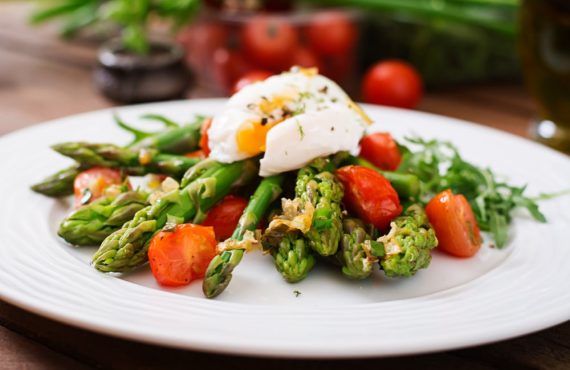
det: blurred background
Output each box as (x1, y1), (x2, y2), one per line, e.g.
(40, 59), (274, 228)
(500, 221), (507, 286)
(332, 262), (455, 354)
(1, 0), (569, 152)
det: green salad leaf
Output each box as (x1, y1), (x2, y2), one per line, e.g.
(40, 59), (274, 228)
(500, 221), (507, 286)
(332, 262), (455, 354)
(398, 137), (546, 248)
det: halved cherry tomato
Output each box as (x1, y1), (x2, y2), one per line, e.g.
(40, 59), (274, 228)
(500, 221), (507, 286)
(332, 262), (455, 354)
(307, 11), (356, 56)
(362, 60), (423, 109)
(359, 132), (402, 171)
(336, 165), (402, 230)
(185, 149), (205, 159)
(426, 190), (482, 258)
(73, 167), (126, 207)
(201, 195), (248, 241)
(241, 15), (298, 70)
(148, 224), (218, 287)
(231, 70), (273, 95)
(199, 117), (212, 157)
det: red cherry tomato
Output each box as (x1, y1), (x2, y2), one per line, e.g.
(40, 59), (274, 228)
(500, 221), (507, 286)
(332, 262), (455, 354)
(185, 150), (205, 159)
(336, 165), (402, 230)
(148, 224), (218, 287)
(231, 70), (273, 95)
(426, 190), (482, 258)
(199, 117), (212, 157)
(73, 167), (126, 207)
(290, 47), (322, 70)
(307, 11), (356, 56)
(213, 48), (251, 90)
(201, 195), (248, 241)
(359, 132), (402, 171)
(362, 60), (423, 109)
(241, 15), (299, 70)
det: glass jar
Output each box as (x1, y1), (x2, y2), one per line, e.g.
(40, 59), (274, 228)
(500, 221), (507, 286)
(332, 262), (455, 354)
(519, 0), (570, 153)
(177, 8), (361, 96)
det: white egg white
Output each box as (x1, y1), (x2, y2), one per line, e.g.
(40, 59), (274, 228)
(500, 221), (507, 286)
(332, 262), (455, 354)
(208, 69), (369, 176)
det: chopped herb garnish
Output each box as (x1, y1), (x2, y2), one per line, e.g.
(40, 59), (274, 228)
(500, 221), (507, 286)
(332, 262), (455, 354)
(319, 85), (328, 94)
(293, 290), (301, 297)
(292, 103), (306, 116)
(296, 120), (305, 140)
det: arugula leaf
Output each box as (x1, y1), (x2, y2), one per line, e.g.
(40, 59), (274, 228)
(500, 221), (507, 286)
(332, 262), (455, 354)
(398, 137), (547, 248)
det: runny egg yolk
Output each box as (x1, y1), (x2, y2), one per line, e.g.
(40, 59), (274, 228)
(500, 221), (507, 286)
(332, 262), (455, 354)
(236, 94), (293, 156)
(236, 119), (280, 155)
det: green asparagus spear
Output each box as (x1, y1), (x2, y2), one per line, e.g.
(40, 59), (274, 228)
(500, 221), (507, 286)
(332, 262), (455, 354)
(92, 159), (257, 273)
(336, 218), (383, 280)
(272, 232), (315, 283)
(296, 158), (344, 256)
(30, 164), (84, 197)
(58, 190), (149, 246)
(261, 197), (317, 283)
(261, 158), (341, 283)
(180, 158), (223, 188)
(203, 175), (285, 298)
(378, 204), (438, 277)
(51, 142), (201, 179)
(31, 115), (204, 197)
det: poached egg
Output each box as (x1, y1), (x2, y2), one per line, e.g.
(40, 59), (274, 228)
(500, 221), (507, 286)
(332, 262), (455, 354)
(208, 68), (371, 176)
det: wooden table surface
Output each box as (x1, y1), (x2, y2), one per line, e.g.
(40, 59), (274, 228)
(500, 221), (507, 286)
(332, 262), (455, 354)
(1, 2), (569, 369)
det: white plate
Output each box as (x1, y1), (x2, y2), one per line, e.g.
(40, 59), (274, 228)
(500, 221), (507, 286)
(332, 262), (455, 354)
(0, 99), (569, 358)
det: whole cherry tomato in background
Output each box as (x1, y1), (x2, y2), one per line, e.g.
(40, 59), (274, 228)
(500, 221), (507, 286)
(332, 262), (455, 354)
(362, 60), (423, 109)
(307, 11), (357, 56)
(426, 189), (482, 258)
(73, 167), (126, 207)
(241, 15), (299, 70)
(231, 70), (273, 94)
(148, 224), (218, 287)
(336, 165), (402, 230)
(359, 132), (402, 171)
(201, 195), (249, 241)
